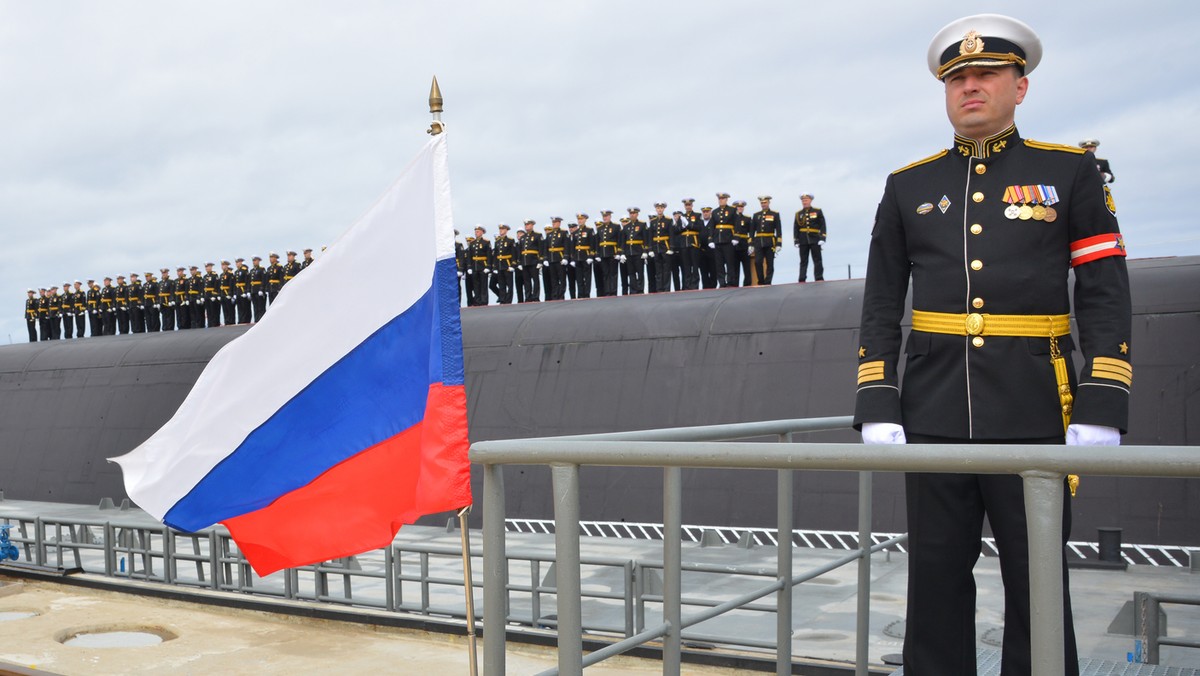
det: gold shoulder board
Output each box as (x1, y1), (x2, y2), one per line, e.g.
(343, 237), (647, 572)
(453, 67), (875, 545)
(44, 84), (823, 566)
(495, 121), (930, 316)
(892, 149), (949, 175)
(1024, 139), (1087, 154)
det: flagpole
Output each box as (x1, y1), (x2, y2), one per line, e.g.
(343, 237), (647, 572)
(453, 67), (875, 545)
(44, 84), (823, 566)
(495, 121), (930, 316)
(457, 505), (479, 676)
(429, 75), (478, 676)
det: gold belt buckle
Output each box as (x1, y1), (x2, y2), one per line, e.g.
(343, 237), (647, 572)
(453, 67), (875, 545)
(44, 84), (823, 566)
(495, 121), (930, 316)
(965, 313), (985, 336)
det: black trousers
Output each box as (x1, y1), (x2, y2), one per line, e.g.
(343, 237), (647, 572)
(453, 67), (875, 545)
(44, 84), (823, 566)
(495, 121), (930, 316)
(26, 318), (37, 342)
(700, 247), (719, 288)
(651, 252), (670, 292)
(102, 310), (116, 335)
(752, 245), (775, 285)
(573, 261), (591, 298)
(252, 292), (267, 322)
(680, 248), (701, 290)
(191, 300), (206, 329)
(75, 312), (86, 337)
(162, 305), (176, 331)
(237, 296), (251, 324)
(622, 257), (644, 294)
(222, 298), (236, 325)
(177, 303), (192, 330)
(547, 261), (566, 300)
(566, 263), (577, 299)
(62, 314), (74, 339)
(116, 309), (130, 334)
(670, 252), (683, 291)
(521, 266), (540, 302)
(147, 304), (162, 331)
(798, 242), (824, 281)
(130, 306), (144, 333)
(599, 258), (618, 296)
(206, 299), (221, 327)
(717, 243), (740, 287)
(469, 270), (489, 305)
(490, 269), (513, 304)
(88, 311), (101, 337)
(903, 433), (1078, 676)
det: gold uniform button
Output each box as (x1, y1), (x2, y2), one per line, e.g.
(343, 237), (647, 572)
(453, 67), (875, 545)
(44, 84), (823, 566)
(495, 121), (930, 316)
(972, 191), (984, 203)
(972, 297), (984, 309)
(975, 163), (986, 175)
(972, 336), (985, 348)
(970, 224), (983, 235)
(970, 259), (983, 271)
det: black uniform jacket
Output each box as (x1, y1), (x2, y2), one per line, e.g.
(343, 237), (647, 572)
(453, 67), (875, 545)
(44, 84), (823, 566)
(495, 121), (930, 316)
(853, 126), (1131, 439)
(752, 209), (782, 248)
(794, 207), (826, 244)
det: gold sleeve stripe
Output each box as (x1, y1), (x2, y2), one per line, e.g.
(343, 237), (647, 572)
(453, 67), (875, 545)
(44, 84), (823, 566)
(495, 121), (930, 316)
(857, 361), (884, 375)
(1024, 139), (1087, 155)
(1093, 356), (1132, 375)
(892, 149), (948, 175)
(857, 361), (886, 385)
(1092, 365), (1132, 386)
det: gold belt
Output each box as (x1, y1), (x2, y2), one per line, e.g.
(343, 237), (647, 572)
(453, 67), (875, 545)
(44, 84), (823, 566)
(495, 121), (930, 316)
(716, 224), (734, 230)
(549, 247), (564, 252)
(911, 310), (1069, 337)
(798, 227), (821, 234)
(653, 236), (670, 242)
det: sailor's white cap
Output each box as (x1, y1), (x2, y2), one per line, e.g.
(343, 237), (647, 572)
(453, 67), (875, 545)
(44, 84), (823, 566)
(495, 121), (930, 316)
(928, 14), (1042, 80)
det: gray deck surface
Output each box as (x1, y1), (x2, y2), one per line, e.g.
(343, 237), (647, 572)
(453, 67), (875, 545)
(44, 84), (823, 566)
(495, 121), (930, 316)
(2, 499), (1198, 672)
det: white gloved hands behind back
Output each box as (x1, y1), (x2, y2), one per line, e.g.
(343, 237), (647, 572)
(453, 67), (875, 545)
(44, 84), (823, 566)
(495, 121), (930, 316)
(1066, 423), (1120, 446)
(861, 422), (906, 445)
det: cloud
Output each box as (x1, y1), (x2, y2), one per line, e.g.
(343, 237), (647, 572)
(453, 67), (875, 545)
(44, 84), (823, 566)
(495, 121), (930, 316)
(2, 1), (1197, 342)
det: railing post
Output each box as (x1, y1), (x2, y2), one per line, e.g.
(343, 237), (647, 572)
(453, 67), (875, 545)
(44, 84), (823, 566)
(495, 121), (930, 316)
(856, 471), (873, 676)
(551, 463), (583, 676)
(1022, 471), (1066, 676)
(1133, 591), (1160, 664)
(482, 463), (508, 676)
(663, 466), (683, 675)
(776, 467), (793, 676)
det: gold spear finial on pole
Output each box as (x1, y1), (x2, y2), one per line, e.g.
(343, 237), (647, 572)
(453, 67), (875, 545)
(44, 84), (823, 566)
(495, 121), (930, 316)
(428, 76), (444, 135)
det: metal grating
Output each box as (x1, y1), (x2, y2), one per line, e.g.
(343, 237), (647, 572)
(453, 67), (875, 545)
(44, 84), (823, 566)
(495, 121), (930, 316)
(506, 519), (1200, 568)
(893, 649), (1200, 675)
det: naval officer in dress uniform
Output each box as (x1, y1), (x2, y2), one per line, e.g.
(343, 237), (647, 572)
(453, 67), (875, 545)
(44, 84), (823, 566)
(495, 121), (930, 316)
(853, 14), (1131, 676)
(1079, 138), (1115, 184)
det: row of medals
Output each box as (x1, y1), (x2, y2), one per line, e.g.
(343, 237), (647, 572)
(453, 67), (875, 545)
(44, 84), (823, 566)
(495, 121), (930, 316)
(1004, 202), (1057, 222)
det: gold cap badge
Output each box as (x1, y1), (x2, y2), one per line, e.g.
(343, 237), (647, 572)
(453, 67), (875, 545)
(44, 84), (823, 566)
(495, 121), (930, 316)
(959, 30), (985, 56)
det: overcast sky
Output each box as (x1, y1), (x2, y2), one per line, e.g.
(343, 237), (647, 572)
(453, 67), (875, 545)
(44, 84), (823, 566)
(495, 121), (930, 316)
(3, 1), (1197, 344)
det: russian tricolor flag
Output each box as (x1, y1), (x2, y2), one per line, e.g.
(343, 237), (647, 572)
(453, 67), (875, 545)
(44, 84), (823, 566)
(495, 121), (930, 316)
(111, 133), (471, 576)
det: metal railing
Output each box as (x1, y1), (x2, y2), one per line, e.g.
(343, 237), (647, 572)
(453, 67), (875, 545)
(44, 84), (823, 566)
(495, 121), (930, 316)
(1134, 590), (1200, 664)
(470, 416), (1200, 676)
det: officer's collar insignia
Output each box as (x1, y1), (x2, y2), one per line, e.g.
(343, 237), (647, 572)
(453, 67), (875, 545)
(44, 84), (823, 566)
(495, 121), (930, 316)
(916, 202), (934, 215)
(959, 30), (985, 56)
(953, 125), (1018, 158)
(938, 195), (951, 214)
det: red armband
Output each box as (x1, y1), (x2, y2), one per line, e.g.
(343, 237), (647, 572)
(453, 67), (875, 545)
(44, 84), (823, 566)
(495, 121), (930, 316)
(1070, 233), (1126, 267)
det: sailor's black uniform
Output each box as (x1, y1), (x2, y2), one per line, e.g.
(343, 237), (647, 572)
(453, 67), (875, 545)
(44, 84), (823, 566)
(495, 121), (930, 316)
(854, 126), (1131, 676)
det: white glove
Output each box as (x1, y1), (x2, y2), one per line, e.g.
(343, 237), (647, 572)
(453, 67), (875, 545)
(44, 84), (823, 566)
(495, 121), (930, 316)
(619, 255), (627, 263)
(817, 240), (824, 247)
(1066, 424), (1120, 446)
(570, 261), (576, 267)
(794, 242), (800, 248)
(484, 268), (491, 274)
(586, 258), (593, 264)
(774, 246), (781, 253)
(517, 265), (524, 271)
(542, 261), (549, 268)
(666, 250), (674, 255)
(708, 242), (716, 249)
(467, 269), (473, 276)
(561, 259), (568, 266)
(862, 422), (907, 445)
(641, 253), (648, 260)
(732, 239), (739, 246)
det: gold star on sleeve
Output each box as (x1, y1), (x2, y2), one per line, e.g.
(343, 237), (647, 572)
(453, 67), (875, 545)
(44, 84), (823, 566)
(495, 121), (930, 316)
(858, 346), (866, 358)
(1119, 341), (1129, 354)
